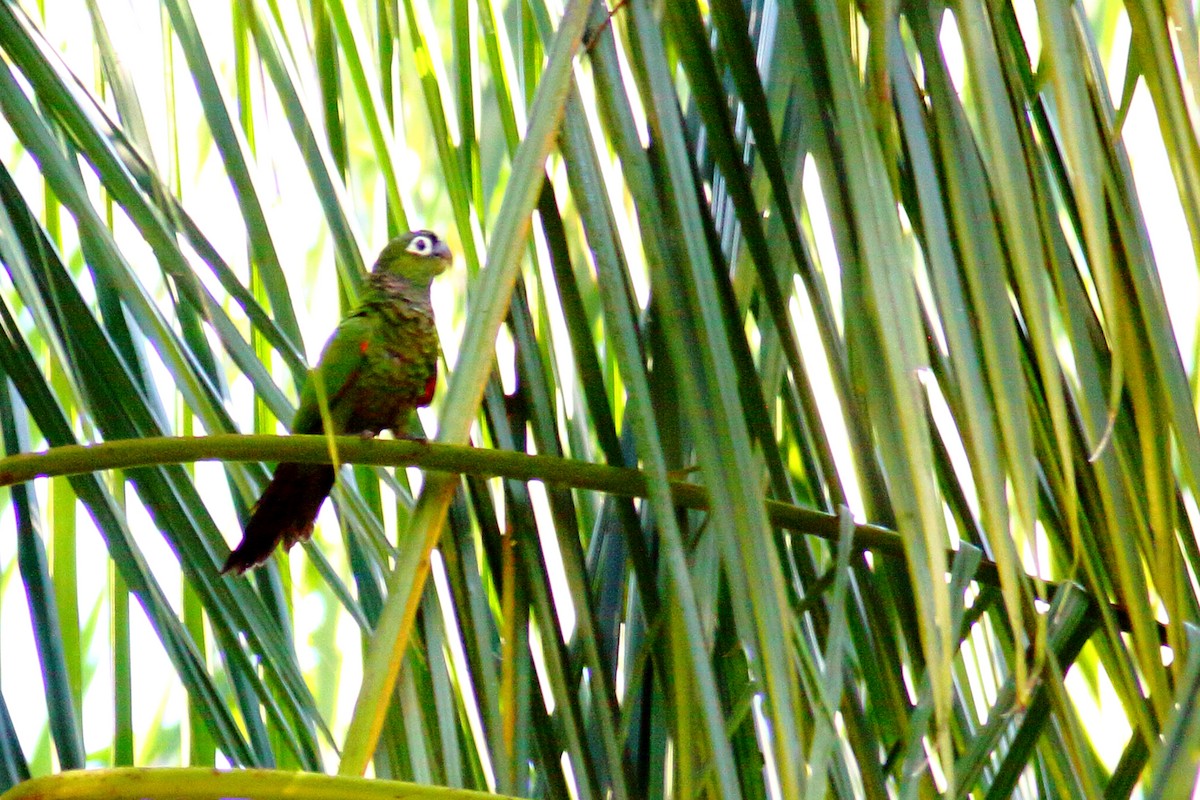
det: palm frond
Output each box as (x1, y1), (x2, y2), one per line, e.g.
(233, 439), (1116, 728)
(0, 0), (1197, 796)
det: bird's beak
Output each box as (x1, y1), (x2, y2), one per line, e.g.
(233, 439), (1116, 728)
(433, 239), (452, 263)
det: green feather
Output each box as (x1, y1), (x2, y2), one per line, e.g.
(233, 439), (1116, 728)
(222, 230), (452, 574)
(292, 314), (374, 435)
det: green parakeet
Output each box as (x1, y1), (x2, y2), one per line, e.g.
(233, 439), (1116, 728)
(222, 230), (452, 574)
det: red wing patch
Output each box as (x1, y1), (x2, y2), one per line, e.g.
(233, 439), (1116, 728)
(417, 369), (437, 406)
(359, 340), (370, 354)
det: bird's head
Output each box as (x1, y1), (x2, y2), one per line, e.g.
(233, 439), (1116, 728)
(374, 230), (453, 284)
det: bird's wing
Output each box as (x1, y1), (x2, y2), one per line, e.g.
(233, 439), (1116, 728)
(291, 313), (377, 434)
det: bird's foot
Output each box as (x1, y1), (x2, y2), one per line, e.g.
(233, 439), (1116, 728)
(667, 464), (702, 481)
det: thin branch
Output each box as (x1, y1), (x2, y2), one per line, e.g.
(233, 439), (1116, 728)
(0, 433), (1142, 637)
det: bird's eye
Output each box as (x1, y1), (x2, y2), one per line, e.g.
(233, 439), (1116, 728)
(407, 234), (434, 256)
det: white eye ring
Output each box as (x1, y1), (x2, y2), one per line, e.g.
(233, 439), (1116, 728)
(407, 234), (433, 256)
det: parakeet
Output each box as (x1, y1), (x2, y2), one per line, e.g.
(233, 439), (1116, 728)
(222, 230), (452, 574)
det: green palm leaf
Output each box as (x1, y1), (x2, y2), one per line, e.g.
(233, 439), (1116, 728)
(0, 0), (1197, 796)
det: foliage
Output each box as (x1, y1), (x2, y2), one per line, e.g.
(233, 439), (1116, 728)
(0, 0), (1196, 797)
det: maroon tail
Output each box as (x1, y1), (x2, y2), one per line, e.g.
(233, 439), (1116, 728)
(221, 462), (336, 574)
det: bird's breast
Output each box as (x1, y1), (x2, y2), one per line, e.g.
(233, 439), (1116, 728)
(345, 313), (439, 433)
